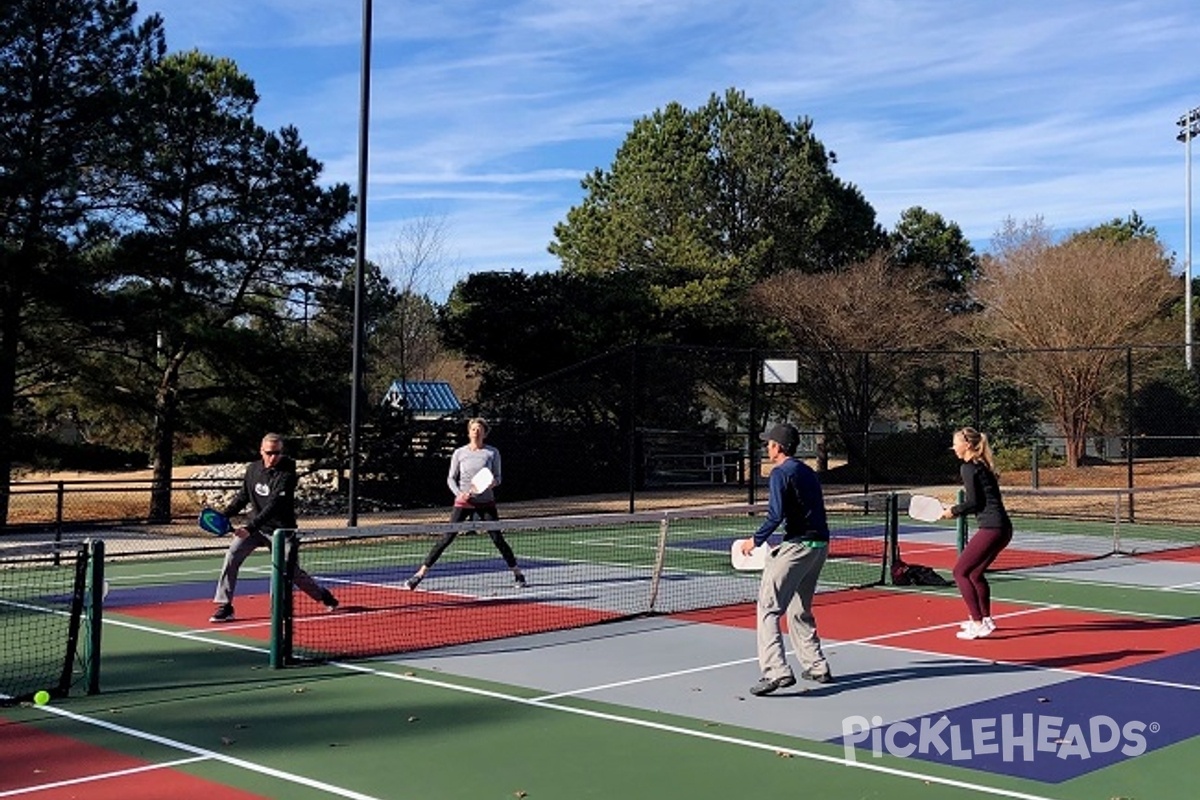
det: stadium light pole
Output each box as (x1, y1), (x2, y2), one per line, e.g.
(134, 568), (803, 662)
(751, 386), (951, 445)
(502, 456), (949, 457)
(1178, 106), (1200, 371)
(348, 0), (373, 526)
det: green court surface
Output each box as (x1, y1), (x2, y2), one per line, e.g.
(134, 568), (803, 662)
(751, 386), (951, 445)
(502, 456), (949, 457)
(3, 537), (1200, 799)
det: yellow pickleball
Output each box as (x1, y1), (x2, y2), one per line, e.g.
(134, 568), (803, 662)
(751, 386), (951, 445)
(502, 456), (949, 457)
(33, 690), (50, 706)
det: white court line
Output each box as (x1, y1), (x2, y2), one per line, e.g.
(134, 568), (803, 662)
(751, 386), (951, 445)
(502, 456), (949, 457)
(80, 563), (1199, 800)
(536, 602), (1200, 700)
(1165, 579), (1200, 590)
(0, 756), (208, 797)
(104, 616), (270, 654)
(1004, 571), (1200, 594)
(335, 662), (1065, 800)
(15, 706), (384, 800)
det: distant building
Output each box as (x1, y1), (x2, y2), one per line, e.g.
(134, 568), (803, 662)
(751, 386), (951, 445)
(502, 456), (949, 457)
(381, 380), (462, 419)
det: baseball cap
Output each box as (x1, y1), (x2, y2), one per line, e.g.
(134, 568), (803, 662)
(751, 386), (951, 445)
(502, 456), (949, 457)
(760, 423), (800, 454)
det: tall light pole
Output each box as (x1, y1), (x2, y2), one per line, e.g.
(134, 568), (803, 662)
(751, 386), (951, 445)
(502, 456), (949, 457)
(1177, 106), (1200, 370)
(348, 0), (373, 525)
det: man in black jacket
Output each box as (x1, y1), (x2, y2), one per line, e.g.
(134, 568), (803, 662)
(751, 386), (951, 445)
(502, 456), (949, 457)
(209, 433), (338, 623)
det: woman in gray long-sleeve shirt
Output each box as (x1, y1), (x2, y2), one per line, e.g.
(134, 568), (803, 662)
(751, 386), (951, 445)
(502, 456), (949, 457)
(404, 418), (526, 590)
(942, 427), (1012, 640)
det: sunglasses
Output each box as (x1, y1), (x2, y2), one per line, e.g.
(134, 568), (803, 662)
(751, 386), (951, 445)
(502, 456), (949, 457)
(262, 450), (283, 456)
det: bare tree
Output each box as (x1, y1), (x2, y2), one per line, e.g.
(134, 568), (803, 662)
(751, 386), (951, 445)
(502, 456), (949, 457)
(974, 217), (1178, 467)
(372, 215), (456, 398)
(750, 251), (960, 465)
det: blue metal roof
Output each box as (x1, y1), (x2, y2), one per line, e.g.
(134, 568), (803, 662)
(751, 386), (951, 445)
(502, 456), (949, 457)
(381, 380), (463, 416)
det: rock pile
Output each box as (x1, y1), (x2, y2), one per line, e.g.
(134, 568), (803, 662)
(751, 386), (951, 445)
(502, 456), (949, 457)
(188, 462), (347, 515)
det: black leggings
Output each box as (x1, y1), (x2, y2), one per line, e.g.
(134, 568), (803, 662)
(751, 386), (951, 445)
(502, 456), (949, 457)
(952, 523), (1012, 620)
(422, 504), (518, 569)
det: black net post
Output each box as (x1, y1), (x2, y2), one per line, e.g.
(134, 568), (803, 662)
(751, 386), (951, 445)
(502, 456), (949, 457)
(85, 539), (104, 695)
(270, 529), (296, 669)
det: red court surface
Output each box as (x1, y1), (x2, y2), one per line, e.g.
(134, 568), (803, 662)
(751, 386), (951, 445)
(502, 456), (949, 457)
(1136, 544), (1200, 562)
(117, 587), (619, 656)
(896, 540), (1092, 571)
(677, 588), (1198, 674)
(118, 595), (273, 629)
(0, 719), (267, 800)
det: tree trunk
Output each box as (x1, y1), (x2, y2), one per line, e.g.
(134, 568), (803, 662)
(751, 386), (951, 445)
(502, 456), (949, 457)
(148, 386), (176, 523)
(147, 346), (189, 522)
(0, 247), (32, 526)
(1058, 400), (1090, 469)
(0, 288), (18, 526)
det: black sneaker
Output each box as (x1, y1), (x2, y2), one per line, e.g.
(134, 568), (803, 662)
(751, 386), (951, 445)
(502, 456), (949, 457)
(800, 668), (833, 684)
(749, 674), (796, 696)
(209, 604), (235, 623)
(320, 589), (339, 611)
(404, 575), (423, 591)
(513, 573), (527, 588)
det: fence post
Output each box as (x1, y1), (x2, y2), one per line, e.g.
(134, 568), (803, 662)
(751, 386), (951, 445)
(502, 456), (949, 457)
(1125, 346), (1135, 522)
(972, 350), (982, 429)
(54, 481), (65, 565)
(748, 348), (759, 505)
(1031, 444), (1040, 488)
(627, 343), (639, 514)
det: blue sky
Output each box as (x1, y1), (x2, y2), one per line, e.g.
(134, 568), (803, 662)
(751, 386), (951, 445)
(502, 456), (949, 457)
(135, 0), (1200, 297)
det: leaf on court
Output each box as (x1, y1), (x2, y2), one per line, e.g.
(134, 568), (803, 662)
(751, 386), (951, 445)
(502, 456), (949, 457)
(293, 687), (307, 694)
(220, 737), (235, 746)
(514, 791), (527, 798)
(407, 715), (420, 723)
(234, 723), (248, 729)
(1037, 696), (1050, 703)
(774, 751), (793, 758)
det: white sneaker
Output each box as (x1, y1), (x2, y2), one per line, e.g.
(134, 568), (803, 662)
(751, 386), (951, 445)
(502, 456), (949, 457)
(959, 617), (996, 632)
(956, 619), (993, 640)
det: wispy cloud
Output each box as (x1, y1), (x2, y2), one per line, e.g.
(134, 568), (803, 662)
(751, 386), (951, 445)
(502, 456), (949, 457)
(136, 0), (1200, 287)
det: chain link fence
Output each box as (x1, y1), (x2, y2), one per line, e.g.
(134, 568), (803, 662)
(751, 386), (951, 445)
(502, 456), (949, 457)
(7, 342), (1200, 533)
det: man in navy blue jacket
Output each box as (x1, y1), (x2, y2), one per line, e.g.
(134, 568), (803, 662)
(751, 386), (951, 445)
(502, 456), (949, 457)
(737, 423), (833, 695)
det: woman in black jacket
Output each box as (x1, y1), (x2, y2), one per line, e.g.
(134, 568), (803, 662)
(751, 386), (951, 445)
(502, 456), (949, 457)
(942, 427), (1012, 640)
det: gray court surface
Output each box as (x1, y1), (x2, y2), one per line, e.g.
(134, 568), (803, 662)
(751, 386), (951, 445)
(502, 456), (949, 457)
(390, 614), (1075, 743)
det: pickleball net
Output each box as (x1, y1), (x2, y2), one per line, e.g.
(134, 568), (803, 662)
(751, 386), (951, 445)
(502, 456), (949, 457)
(0, 542), (93, 704)
(271, 494), (896, 663)
(893, 482), (1200, 574)
(990, 482), (1200, 570)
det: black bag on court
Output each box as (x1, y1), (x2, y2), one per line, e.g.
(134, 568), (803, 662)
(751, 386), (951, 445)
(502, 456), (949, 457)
(891, 560), (952, 587)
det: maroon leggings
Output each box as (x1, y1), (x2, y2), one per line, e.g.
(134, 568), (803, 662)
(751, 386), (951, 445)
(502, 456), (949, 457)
(952, 524), (1013, 620)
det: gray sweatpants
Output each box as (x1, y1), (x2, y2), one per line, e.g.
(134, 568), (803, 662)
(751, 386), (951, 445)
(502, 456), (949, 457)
(213, 530), (325, 605)
(756, 541), (830, 681)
